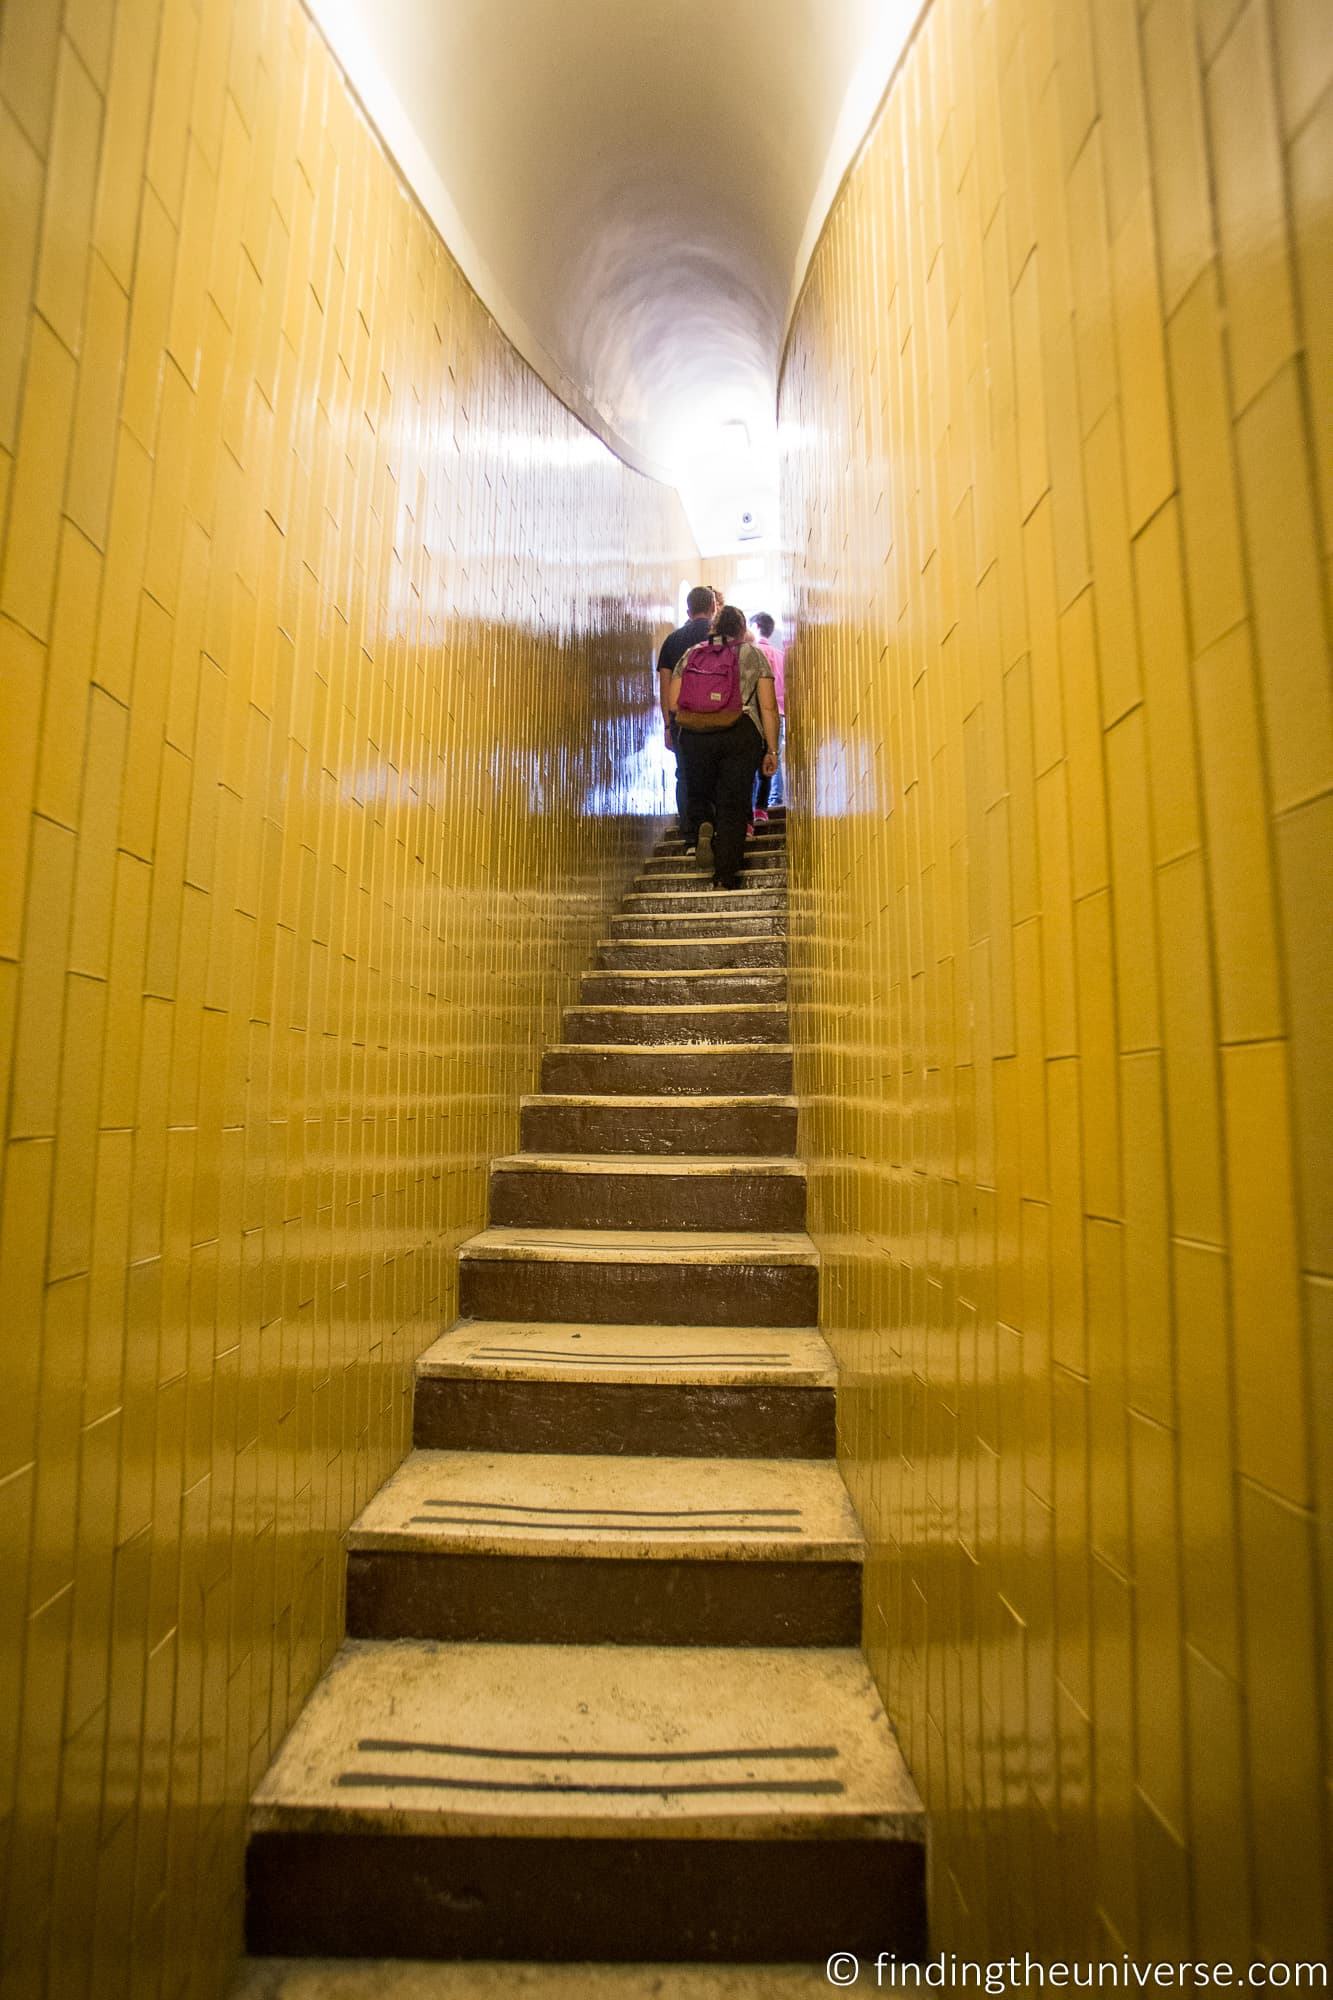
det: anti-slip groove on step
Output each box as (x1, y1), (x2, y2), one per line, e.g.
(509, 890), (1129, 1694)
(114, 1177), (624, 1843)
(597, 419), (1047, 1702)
(419, 1324), (834, 1384)
(351, 1451), (854, 1553)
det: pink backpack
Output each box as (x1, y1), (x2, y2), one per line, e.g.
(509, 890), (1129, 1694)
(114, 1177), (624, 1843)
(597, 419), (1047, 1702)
(675, 639), (743, 729)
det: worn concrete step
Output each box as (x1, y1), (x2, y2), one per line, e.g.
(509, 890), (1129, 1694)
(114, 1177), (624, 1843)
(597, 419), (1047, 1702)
(594, 936), (787, 972)
(637, 871), (787, 891)
(657, 832), (786, 855)
(628, 875), (786, 900)
(639, 854), (787, 878)
(623, 886), (787, 917)
(246, 1641), (925, 1962)
(646, 838), (786, 860)
(518, 1092), (797, 1157)
(561, 1003), (789, 1046)
(540, 1043), (793, 1098)
(580, 969), (785, 1008)
(231, 1958), (847, 1998)
(412, 1323), (834, 1457)
(457, 1226), (818, 1324)
(610, 911), (785, 940)
(488, 1151), (806, 1230)
(344, 1451), (861, 1647)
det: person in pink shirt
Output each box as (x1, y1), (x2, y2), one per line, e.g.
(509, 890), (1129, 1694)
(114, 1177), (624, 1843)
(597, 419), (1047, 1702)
(749, 613), (784, 821)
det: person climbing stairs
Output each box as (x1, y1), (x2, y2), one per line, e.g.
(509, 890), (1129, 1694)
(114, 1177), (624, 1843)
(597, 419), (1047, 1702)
(239, 810), (926, 1972)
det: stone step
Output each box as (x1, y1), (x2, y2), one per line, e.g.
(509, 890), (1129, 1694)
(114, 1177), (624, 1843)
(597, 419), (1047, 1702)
(610, 911), (785, 938)
(656, 832), (786, 855)
(622, 887), (787, 916)
(518, 1092), (797, 1157)
(647, 836), (786, 857)
(412, 1323), (834, 1457)
(561, 1003), (789, 1046)
(457, 1226), (818, 1324)
(628, 880), (784, 904)
(594, 937), (787, 973)
(343, 1450), (861, 1646)
(230, 1959), (849, 1998)
(639, 854), (787, 878)
(246, 1641), (925, 1962)
(488, 1150), (806, 1230)
(579, 970), (785, 1008)
(540, 1042), (793, 1098)
(637, 873), (787, 893)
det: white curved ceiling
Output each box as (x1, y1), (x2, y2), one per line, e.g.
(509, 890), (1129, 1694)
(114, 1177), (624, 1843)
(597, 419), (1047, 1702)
(313, 0), (921, 548)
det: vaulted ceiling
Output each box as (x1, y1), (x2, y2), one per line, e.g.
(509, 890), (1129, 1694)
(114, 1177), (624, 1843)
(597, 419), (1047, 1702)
(312, 0), (920, 548)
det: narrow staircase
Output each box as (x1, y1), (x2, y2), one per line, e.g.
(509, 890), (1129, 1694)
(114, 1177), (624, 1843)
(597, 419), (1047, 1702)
(242, 809), (927, 1971)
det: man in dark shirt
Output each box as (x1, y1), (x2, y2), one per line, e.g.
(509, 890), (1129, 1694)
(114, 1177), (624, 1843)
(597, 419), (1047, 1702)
(657, 586), (716, 831)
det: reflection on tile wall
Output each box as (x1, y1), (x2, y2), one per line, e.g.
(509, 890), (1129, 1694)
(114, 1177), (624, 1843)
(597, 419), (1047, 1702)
(780, 0), (1329, 1961)
(0, 0), (689, 1991)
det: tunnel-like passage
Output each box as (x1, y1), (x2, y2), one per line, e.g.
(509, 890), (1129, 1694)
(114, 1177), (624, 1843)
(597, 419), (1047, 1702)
(0, 0), (1328, 1990)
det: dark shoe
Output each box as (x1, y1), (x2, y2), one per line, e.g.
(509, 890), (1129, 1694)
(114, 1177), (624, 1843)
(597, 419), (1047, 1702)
(697, 821), (714, 872)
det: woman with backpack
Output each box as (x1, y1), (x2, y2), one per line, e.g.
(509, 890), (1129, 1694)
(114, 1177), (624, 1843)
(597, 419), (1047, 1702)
(669, 604), (781, 891)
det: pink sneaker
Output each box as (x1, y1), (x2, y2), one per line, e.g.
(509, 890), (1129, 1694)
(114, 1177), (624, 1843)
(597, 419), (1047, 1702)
(754, 809), (769, 825)
(746, 821), (756, 838)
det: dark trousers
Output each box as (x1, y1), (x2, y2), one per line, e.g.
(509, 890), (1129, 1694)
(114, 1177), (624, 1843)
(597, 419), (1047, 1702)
(678, 719), (764, 885)
(669, 741), (689, 827)
(665, 720), (704, 829)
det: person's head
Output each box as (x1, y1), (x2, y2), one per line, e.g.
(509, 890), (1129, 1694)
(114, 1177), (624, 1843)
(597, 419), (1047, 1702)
(711, 603), (747, 644)
(708, 586), (724, 611)
(685, 585), (714, 618)
(752, 612), (776, 639)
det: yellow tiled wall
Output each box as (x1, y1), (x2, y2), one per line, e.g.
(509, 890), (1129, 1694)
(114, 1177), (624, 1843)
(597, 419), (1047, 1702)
(780, 0), (1329, 1960)
(0, 0), (689, 1991)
